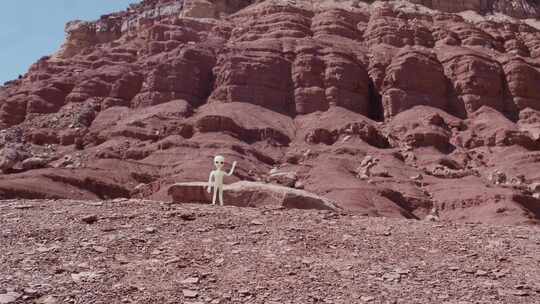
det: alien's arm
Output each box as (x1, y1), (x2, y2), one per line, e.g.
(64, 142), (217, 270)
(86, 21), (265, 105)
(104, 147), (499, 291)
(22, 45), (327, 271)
(226, 161), (237, 176)
(207, 171), (214, 189)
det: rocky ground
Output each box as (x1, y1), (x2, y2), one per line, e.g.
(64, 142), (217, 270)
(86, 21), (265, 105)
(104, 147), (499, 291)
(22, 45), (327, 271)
(1, 199), (539, 304)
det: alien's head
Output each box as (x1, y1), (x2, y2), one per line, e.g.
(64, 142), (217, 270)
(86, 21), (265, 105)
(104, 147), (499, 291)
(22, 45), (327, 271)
(214, 155), (225, 170)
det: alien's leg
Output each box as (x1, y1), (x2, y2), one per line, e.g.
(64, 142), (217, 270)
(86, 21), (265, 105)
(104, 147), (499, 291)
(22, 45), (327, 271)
(219, 186), (224, 206)
(212, 185), (217, 205)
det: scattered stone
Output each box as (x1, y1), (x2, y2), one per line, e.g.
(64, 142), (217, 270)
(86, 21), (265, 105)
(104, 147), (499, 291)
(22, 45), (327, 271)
(496, 207), (507, 213)
(356, 156), (379, 179)
(410, 174), (423, 180)
(180, 213), (196, 221)
(71, 271), (100, 282)
(395, 268), (410, 275)
(489, 170), (507, 185)
(13, 205), (34, 210)
(100, 226), (116, 232)
(239, 288), (251, 296)
(183, 290), (198, 298)
(165, 257), (181, 265)
(35, 295), (57, 304)
(111, 198), (128, 203)
(360, 295), (375, 302)
(0, 292), (21, 304)
(382, 272), (401, 282)
(181, 277), (200, 284)
(92, 246), (107, 253)
(424, 207), (440, 222)
(530, 182), (540, 193)
(81, 215), (98, 224)
(514, 284), (527, 290)
(475, 270), (488, 277)
(144, 227), (157, 234)
(115, 254), (130, 264)
(250, 220), (263, 226)
(23, 288), (38, 295)
(493, 269), (507, 278)
(512, 289), (529, 296)
(36, 245), (59, 253)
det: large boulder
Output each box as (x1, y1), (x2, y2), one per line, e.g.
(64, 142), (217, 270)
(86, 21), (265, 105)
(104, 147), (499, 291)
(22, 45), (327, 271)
(167, 181), (341, 211)
(0, 147), (19, 172)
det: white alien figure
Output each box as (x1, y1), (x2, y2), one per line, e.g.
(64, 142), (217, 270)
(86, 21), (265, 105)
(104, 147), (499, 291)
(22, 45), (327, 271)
(207, 155), (237, 205)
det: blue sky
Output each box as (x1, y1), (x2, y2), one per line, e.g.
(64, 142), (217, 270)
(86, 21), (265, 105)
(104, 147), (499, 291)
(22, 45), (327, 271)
(0, 0), (141, 84)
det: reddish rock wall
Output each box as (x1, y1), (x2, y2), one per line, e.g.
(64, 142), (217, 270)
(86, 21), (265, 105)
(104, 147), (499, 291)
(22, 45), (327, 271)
(1, 0), (540, 224)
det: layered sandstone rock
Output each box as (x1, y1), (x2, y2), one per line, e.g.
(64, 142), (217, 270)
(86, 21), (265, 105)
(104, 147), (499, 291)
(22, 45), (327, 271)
(381, 47), (449, 118)
(409, 0), (540, 19)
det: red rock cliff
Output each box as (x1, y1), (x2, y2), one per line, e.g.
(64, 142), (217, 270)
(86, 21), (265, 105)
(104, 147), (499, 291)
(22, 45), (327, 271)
(1, 0), (540, 225)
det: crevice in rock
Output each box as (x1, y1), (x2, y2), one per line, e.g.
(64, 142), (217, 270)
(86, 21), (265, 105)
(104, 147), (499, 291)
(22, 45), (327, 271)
(500, 69), (520, 122)
(444, 78), (465, 119)
(367, 79), (384, 121)
(378, 188), (421, 220)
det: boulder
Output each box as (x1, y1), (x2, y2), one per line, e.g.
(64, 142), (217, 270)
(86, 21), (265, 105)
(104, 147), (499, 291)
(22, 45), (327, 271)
(167, 181), (341, 211)
(0, 147), (19, 172)
(267, 171), (298, 187)
(0, 292), (22, 304)
(22, 157), (48, 170)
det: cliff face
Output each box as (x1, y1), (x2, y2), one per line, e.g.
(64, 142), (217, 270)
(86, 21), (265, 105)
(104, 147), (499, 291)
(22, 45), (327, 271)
(1, 0), (540, 224)
(408, 0), (540, 18)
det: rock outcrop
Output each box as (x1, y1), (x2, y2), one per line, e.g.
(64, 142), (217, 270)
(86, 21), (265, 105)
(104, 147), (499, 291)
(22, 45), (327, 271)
(168, 181), (341, 210)
(409, 0), (540, 19)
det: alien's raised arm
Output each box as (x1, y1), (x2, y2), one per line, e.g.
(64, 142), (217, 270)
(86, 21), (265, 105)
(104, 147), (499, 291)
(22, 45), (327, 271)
(226, 161), (237, 176)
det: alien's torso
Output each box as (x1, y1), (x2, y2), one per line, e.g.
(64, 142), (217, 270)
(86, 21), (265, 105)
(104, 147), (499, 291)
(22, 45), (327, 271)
(212, 169), (225, 187)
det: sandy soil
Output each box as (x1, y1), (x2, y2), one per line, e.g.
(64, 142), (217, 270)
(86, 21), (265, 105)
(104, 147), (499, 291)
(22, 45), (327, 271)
(1, 199), (539, 304)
